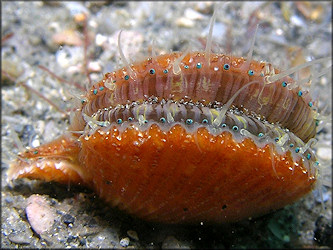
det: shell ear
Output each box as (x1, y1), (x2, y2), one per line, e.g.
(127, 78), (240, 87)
(7, 134), (86, 185)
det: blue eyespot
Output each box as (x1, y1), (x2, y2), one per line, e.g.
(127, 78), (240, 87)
(248, 70), (254, 76)
(186, 119), (193, 125)
(223, 64), (230, 70)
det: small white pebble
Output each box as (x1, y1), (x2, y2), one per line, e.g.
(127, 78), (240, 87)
(276, 28), (284, 36)
(95, 34), (108, 46)
(31, 138), (40, 148)
(175, 17), (195, 28)
(88, 61), (102, 72)
(89, 19), (98, 28)
(184, 8), (205, 20)
(317, 147), (331, 161)
(120, 237), (130, 247)
(290, 15), (305, 27)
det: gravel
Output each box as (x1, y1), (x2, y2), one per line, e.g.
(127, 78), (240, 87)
(2, 1), (331, 249)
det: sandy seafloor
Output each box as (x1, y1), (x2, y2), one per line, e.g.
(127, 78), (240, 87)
(1, 1), (332, 249)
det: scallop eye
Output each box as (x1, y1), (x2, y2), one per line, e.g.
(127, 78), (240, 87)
(223, 64), (230, 70)
(186, 119), (193, 125)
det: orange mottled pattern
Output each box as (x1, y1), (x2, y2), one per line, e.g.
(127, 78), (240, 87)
(79, 124), (315, 224)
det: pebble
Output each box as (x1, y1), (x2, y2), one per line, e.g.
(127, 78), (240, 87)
(95, 33), (108, 47)
(119, 237), (130, 247)
(184, 8), (205, 20)
(8, 232), (31, 245)
(26, 195), (56, 235)
(62, 2), (89, 17)
(162, 235), (190, 249)
(317, 147), (331, 161)
(5, 196), (13, 204)
(3, 206), (33, 245)
(194, 2), (214, 14)
(313, 186), (331, 204)
(52, 29), (83, 46)
(56, 46), (84, 69)
(88, 228), (119, 248)
(290, 14), (306, 27)
(201, 21), (226, 40)
(175, 17), (195, 28)
(127, 230), (139, 241)
(30, 136), (40, 148)
(62, 213), (75, 226)
(88, 61), (102, 73)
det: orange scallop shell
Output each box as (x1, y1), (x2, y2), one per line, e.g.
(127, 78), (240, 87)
(80, 124), (316, 224)
(8, 51), (318, 224)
